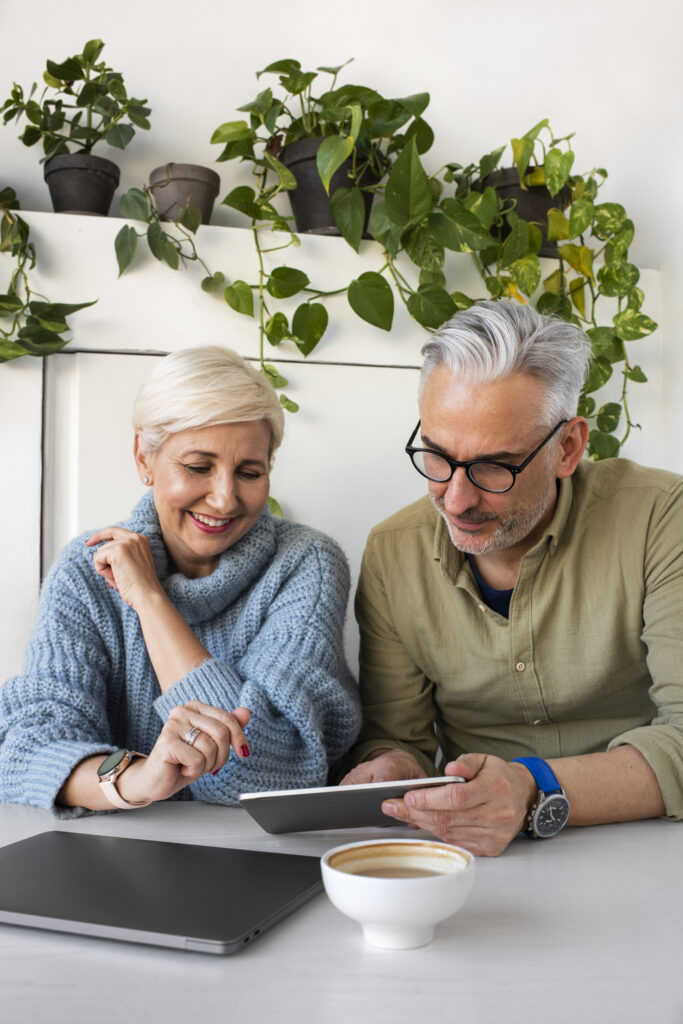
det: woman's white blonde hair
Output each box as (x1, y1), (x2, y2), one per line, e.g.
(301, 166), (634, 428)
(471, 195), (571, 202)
(133, 346), (285, 456)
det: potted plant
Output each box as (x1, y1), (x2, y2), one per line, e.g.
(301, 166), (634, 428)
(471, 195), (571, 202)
(1, 39), (151, 216)
(437, 119), (657, 459)
(148, 163), (221, 225)
(0, 187), (95, 362)
(211, 58), (434, 249)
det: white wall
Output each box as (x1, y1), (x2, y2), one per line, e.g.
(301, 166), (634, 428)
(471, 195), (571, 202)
(1, 0), (681, 681)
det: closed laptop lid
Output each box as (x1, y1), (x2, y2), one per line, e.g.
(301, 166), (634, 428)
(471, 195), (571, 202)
(0, 831), (322, 955)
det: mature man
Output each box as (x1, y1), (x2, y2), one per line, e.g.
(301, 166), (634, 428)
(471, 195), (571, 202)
(342, 300), (682, 855)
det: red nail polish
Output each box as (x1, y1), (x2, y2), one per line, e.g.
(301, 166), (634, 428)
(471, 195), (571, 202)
(211, 769), (220, 776)
(241, 745), (250, 758)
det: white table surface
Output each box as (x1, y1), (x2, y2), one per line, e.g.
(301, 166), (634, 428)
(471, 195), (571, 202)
(0, 801), (681, 1024)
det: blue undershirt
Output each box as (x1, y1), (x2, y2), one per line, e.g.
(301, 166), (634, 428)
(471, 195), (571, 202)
(466, 555), (513, 619)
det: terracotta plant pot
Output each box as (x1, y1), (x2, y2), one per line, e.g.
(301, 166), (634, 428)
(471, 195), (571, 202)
(148, 163), (221, 225)
(43, 153), (120, 216)
(280, 137), (381, 236)
(473, 167), (571, 258)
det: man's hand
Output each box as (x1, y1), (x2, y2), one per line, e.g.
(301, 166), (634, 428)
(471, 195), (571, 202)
(380, 753), (537, 857)
(339, 749), (428, 786)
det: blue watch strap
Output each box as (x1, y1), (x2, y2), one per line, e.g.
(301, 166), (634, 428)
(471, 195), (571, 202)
(511, 756), (562, 794)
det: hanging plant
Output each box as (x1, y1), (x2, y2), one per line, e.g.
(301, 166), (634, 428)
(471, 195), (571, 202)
(0, 187), (95, 363)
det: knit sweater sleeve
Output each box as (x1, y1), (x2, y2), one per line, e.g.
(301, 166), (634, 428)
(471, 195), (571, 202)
(0, 541), (119, 816)
(153, 531), (362, 802)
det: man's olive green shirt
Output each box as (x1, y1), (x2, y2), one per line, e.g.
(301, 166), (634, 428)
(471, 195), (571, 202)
(353, 459), (683, 820)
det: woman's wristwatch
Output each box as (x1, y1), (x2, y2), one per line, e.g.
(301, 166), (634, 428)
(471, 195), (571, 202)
(97, 749), (151, 809)
(511, 756), (570, 838)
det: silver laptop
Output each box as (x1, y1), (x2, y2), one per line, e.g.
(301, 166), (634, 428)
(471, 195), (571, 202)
(0, 831), (322, 955)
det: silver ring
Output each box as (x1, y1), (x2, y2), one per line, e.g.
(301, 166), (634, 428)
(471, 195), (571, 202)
(184, 726), (201, 747)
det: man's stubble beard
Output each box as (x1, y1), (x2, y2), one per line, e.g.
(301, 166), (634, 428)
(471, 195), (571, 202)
(430, 473), (558, 557)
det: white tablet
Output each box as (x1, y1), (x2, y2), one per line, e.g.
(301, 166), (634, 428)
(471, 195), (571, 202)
(239, 776), (464, 834)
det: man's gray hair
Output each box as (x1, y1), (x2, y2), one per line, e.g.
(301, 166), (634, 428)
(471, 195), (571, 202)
(419, 300), (591, 423)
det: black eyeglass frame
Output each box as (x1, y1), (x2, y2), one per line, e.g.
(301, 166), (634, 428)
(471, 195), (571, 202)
(405, 419), (568, 493)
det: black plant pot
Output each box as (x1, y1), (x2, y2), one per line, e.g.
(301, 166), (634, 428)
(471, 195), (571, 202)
(473, 167), (571, 258)
(148, 163), (221, 225)
(43, 153), (120, 215)
(280, 137), (381, 236)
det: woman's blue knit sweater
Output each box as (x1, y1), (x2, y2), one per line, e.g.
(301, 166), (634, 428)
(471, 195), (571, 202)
(0, 493), (361, 816)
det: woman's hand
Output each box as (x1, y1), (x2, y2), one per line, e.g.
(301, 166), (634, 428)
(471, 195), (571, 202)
(117, 702), (252, 805)
(86, 526), (163, 612)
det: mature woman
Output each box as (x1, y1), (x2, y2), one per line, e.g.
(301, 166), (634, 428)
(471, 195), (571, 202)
(0, 346), (361, 814)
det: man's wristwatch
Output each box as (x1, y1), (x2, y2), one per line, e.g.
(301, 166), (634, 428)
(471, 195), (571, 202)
(97, 749), (151, 810)
(511, 756), (570, 838)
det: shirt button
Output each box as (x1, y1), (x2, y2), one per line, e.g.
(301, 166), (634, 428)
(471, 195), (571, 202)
(516, 662), (526, 672)
(532, 719), (543, 726)
(478, 604), (485, 612)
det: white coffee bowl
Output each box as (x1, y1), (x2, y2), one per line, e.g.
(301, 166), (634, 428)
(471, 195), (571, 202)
(321, 838), (475, 949)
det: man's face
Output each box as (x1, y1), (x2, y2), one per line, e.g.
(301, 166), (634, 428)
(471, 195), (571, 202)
(419, 368), (563, 559)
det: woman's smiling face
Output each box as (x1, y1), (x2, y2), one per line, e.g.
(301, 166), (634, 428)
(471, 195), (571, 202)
(135, 420), (272, 578)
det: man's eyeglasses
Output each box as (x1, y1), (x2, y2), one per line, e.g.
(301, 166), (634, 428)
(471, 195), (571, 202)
(405, 419), (567, 494)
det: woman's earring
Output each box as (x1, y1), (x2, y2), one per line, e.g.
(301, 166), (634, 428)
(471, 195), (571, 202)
(143, 476), (150, 485)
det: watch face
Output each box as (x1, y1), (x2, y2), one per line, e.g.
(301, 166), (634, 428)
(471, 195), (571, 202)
(534, 795), (570, 837)
(97, 749), (128, 778)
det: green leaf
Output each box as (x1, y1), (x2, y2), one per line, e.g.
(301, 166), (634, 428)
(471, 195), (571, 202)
(115, 225), (138, 276)
(385, 137), (432, 230)
(593, 202), (626, 237)
(499, 215), (531, 268)
(176, 203), (202, 233)
(368, 199), (402, 257)
(210, 120), (253, 145)
(224, 281), (254, 317)
(546, 208), (570, 242)
(613, 309), (657, 341)
(420, 268), (446, 287)
(596, 402), (621, 433)
(201, 272), (226, 294)
(147, 222), (168, 261)
(28, 300), (96, 328)
(406, 284), (456, 329)
(46, 57), (84, 82)
(544, 148), (574, 197)
(568, 198), (594, 237)
(431, 201), (493, 252)
(0, 294), (24, 315)
(508, 254), (541, 296)
(266, 266), (309, 299)
(267, 495), (284, 518)
(396, 91), (430, 119)
(597, 262), (640, 298)
(627, 287), (644, 311)
(264, 152), (298, 190)
(262, 363), (288, 388)
(279, 394), (300, 413)
(558, 243), (594, 281)
(543, 268), (565, 295)
(626, 364), (648, 383)
(105, 124), (134, 150)
(403, 223), (444, 272)
(450, 291), (475, 311)
(315, 135), (354, 195)
(222, 185), (261, 219)
(511, 136), (534, 181)
(292, 302), (328, 356)
(265, 312), (290, 345)
(330, 186), (364, 251)
(587, 326), (616, 356)
(577, 395), (595, 418)
(588, 429), (620, 460)
(402, 117), (434, 155)
(348, 271), (394, 330)
(479, 146), (505, 180)
(583, 356), (613, 394)
(82, 38), (105, 64)
(463, 187), (498, 230)
(16, 324), (69, 355)
(120, 188), (150, 222)
(258, 59), (302, 78)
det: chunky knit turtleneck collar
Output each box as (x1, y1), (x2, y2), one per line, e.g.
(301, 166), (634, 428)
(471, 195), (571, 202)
(123, 492), (277, 625)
